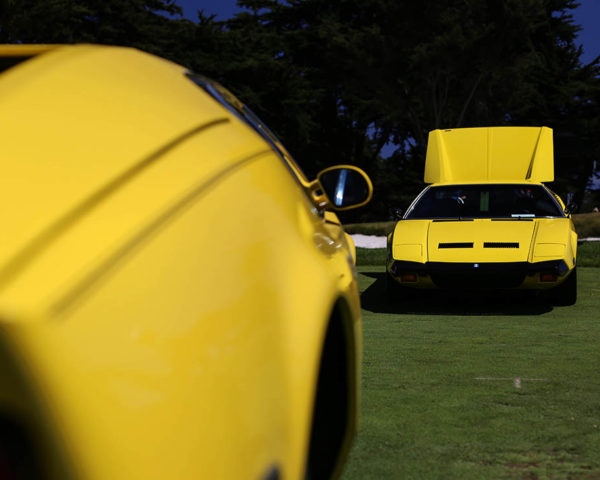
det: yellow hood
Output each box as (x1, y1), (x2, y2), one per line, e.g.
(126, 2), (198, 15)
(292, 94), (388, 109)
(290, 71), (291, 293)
(424, 127), (553, 184)
(426, 220), (534, 263)
(391, 217), (574, 265)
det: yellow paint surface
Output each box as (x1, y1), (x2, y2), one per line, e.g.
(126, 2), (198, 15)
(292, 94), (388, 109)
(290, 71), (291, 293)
(425, 127), (554, 184)
(0, 44), (366, 479)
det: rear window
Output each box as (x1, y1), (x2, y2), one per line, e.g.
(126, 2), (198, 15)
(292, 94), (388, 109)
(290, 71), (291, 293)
(406, 184), (564, 219)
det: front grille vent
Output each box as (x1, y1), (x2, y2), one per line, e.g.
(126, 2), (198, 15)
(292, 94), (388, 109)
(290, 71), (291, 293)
(438, 242), (473, 249)
(484, 242), (519, 249)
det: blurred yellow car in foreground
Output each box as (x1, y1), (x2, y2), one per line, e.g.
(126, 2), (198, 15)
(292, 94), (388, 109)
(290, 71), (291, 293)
(0, 44), (372, 479)
(387, 126), (577, 305)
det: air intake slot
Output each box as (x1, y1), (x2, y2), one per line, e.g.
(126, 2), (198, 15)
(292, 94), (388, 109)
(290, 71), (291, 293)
(438, 242), (473, 249)
(484, 242), (519, 249)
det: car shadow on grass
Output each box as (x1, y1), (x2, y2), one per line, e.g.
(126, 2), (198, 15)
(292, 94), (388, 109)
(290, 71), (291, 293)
(360, 272), (553, 316)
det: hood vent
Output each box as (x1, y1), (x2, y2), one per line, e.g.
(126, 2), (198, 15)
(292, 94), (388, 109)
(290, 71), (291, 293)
(484, 242), (519, 249)
(438, 242), (473, 249)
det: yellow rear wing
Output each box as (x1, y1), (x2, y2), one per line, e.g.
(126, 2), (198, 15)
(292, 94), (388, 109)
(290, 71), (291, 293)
(424, 126), (553, 184)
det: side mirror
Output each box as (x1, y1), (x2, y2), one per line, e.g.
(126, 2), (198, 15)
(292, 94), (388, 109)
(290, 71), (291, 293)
(564, 193), (578, 214)
(389, 207), (403, 220)
(312, 165), (373, 211)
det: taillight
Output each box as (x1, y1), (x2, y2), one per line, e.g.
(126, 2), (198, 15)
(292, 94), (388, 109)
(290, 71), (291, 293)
(540, 273), (558, 282)
(401, 273), (417, 282)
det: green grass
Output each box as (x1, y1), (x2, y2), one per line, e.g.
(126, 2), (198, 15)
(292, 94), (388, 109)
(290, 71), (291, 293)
(345, 221), (396, 236)
(577, 241), (600, 267)
(356, 248), (388, 266)
(573, 213), (600, 238)
(346, 213), (600, 238)
(357, 241), (600, 267)
(341, 266), (600, 480)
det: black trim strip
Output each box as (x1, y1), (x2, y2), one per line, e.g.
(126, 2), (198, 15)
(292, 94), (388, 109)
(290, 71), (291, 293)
(438, 242), (473, 249)
(484, 242), (519, 248)
(491, 218), (534, 221)
(390, 259), (569, 276)
(432, 218), (474, 222)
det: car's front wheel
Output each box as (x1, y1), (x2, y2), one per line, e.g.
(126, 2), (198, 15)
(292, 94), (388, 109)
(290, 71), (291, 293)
(551, 268), (577, 306)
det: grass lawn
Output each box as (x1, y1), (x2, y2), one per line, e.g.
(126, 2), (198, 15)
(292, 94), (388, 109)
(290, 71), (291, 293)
(341, 266), (600, 480)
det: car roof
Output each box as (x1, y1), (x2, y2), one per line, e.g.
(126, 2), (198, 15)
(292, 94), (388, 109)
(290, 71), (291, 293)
(424, 126), (554, 184)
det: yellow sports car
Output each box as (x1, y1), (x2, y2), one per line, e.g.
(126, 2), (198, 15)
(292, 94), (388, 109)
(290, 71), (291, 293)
(0, 44), (372, 479)
(387, 126), (577, 305)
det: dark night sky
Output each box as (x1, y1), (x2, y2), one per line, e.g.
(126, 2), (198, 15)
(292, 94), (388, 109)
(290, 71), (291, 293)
(177, 0), (245, 22)
(177, 0), (600, 64)
(571, 0), (600, 64)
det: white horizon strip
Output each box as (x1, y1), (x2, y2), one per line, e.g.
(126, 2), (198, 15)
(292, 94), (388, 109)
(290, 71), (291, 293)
(474, 377), (549, 381)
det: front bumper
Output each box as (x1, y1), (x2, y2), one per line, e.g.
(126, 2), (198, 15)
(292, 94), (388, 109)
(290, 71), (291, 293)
(387, 259), (571, 290)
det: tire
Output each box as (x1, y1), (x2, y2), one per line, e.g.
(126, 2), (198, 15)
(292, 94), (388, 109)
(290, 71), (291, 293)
(552, 267), (577, 306)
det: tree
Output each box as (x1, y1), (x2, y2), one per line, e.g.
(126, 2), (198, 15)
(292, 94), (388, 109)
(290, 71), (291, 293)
(216, 0), (599, 218)
(0, 0), (195, 60)
(1, 0), (597, 218)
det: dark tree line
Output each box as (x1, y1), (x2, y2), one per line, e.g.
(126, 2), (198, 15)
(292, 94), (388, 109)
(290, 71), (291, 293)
(2, 0), (599, 220)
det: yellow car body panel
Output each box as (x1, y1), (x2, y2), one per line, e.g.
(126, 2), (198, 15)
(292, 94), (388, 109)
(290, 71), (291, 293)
(390, 220), (429, 263)
(425, 126), (554, 184)
(391, 216), (576, 268)
(389, 127), (577, 302)
(0, 44), (366, 479)
(324, 211), (357, 265)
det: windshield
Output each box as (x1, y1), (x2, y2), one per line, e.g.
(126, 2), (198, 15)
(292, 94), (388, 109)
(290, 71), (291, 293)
(406, 184), (564, 219)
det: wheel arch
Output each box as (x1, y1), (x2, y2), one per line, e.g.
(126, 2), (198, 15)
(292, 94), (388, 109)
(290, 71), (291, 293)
(304, 296), (360, 480)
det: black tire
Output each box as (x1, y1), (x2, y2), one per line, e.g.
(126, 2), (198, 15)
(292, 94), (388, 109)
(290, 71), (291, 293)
(552, 268), (577, 306)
